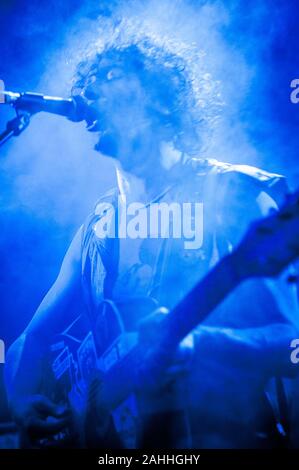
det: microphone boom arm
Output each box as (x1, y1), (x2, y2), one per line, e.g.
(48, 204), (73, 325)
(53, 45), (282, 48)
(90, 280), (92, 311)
(0, 90), (97, 148)
(0, 110), (31, 148)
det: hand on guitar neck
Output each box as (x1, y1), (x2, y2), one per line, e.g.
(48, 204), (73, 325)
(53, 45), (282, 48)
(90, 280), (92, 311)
(137, 189), (299, 391)
(232, 189), (299, 279)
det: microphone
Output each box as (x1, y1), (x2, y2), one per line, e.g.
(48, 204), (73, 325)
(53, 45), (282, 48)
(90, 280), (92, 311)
(2, 91), (99, 128)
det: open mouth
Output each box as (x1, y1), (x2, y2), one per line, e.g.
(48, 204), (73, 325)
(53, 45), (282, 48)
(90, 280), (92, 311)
(94, 129), (119, 158)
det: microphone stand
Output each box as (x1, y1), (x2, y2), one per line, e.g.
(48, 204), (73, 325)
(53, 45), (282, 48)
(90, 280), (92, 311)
(0, 92), (97, 148)
(0, 110), (31, 147)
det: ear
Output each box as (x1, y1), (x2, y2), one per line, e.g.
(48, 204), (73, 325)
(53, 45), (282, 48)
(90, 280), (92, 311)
(160, 141), (183, 170)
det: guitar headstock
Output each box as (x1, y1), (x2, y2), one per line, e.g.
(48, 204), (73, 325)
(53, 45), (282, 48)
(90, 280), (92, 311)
(233, 189), (299, 279)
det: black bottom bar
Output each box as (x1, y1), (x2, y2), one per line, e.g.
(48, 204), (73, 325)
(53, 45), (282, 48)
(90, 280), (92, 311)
(0, 449), (299, 468)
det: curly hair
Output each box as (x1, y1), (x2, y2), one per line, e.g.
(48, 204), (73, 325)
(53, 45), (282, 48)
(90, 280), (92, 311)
(72, 17), (223, 155)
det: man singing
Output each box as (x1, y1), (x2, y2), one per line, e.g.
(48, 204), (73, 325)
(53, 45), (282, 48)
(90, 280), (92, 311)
(5, 33), (299, 448)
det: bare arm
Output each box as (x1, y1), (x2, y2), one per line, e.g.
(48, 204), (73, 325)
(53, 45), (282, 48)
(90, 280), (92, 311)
(5, 226), (83, 435)
(203, 184), (299, 379)
(195, 322), (299, 380)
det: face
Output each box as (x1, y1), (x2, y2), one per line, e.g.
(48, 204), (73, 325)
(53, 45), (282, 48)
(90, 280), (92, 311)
(81, 60), (160, 177)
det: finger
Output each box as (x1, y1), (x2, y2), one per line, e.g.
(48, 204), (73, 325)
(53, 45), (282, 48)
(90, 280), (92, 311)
(138, 308), (168, 330)
(34, 395), (69, 418)
(27, 415), (70, 438)
(165, 364), (190, 378)
(155, 362), (191, 387)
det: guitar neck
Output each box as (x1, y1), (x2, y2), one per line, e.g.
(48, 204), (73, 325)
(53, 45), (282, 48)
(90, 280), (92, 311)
(99, 254), (244, 410)
(159, 253), (243, 348)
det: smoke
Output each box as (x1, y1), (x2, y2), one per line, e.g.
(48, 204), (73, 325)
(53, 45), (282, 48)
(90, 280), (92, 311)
(2, 0), (296, 228)
(0, 0), (296, 346)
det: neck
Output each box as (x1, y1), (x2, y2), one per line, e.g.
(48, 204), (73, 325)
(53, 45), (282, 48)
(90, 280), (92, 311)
(129, 147), (172, 199)
(143, 164), (170, 198)
(120, 138), (183, 200)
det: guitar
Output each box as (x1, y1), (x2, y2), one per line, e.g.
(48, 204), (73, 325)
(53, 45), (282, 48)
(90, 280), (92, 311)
(31, 188), (299, 448)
